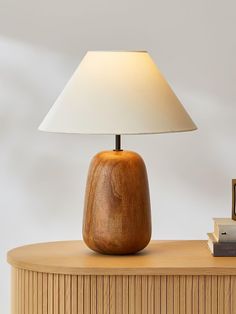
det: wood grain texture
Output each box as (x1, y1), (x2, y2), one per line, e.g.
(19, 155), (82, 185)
(90, 275), (97, 314)
(11, 269), (236, 314)
(110, 276), (116, 314)
(192, 275), (198, 314)
(83, 150), (151, 254)
(205, 276), (212, 314)
(84, 275), (90, 314)
(53, 274), (59, 314)
(186, 275), (192, 314)
(71, 275), (77, 314)
(141, 275), (148, 314)
(135, 275), (142, 314)
(11, 268), (16, 314)
(122, 275), (128, 314)
(217, 275), (224, 314)
(33, 271), (37, 314)
(77, 276), (83, 314)
(103, 275), (110, 314)
(224, 275), (231, 314)
(173, 276), (180, 314)
(160, 276), (166, 314)
(37, 272), (42, 314)
(167, 275), (174, 314)
(198, 275), (205, 314)
(42, 273), (47, 314)
(148, 276), (154, 314)
(29, 271), (33, 314)
(212, 275), (218, 314)
(179, 275), (186, 314)
(155, 275), (161, 314)
(65, 275), (71, 314)
(128, 275), (135, 314)
(97, 276), (103, 314)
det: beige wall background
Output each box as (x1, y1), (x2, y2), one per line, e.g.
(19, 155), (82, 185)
(1, 0), (236, 312)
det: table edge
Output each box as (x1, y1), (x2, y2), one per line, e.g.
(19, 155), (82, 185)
(8, 240), (236, 276)
(7, 256), (236, 276)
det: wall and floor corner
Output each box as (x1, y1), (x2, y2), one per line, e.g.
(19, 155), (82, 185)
(0, 0), (236, 312)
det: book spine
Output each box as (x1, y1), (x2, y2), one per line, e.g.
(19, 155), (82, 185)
(213, 224), (236, 242)
(208, 232), (236, 256)
(212, 243), (236, 257)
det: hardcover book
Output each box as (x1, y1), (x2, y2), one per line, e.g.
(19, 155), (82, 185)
(207, 232), (236, 256)
(213, 218), (236, 242)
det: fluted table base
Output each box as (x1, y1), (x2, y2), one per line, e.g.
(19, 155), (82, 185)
(11, 268), (236, 314)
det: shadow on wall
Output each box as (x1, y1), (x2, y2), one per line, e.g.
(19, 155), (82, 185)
(0, 1), (151, 55)
(0, 37), (85, 218)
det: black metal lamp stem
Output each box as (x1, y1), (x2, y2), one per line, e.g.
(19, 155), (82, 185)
(115, 134), (122, 151)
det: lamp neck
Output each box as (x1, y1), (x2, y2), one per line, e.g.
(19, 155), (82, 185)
(114, 134), (122, 151)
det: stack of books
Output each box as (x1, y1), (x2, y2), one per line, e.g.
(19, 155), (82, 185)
(207, 218), (236, 256)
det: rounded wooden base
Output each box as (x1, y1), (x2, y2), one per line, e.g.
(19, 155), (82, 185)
(83, 150), (151, 255)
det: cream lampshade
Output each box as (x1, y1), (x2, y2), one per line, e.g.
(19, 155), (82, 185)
(39, 51), (196, 134)
(39, 51), (197, 255)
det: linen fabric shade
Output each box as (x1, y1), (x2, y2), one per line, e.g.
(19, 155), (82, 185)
(39, 51), (197, 134)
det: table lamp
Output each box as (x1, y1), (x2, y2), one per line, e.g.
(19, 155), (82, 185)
(39, 51), (197, 255)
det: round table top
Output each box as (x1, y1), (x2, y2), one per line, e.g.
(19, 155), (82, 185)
(7, 240), (236, 275)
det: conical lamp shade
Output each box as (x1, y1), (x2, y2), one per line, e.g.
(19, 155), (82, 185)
(39, 51), (197, 134)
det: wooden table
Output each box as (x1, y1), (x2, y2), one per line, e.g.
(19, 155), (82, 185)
(7, 240), (236, 313)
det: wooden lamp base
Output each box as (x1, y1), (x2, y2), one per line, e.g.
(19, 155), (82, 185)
(83, 150), (151, 255)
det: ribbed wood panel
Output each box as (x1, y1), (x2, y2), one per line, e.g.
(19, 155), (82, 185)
(11, 268), (236, 314)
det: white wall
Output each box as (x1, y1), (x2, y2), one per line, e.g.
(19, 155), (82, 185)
(1, 0), (236, 312)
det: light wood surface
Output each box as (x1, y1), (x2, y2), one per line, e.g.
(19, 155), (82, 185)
(10, 270), (236, 314)
(8, 240), (236, 313)
(7, 240), (236, 275)
(83, 150), (151, 254)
